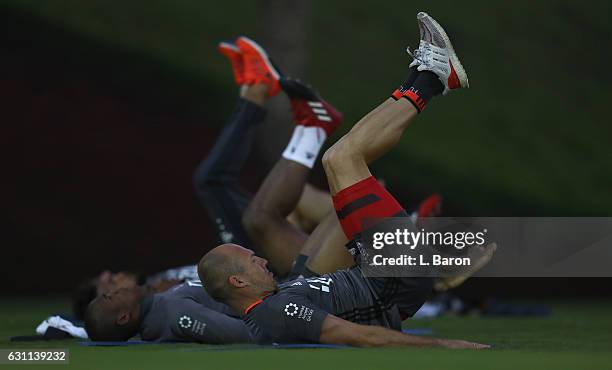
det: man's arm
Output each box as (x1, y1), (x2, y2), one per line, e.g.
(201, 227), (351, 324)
(169, 301), (251, 344)
(319, 314), (489, 349)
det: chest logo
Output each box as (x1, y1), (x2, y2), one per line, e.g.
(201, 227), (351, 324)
(284, 303), (299, 316)
(178, 315), (193, 329)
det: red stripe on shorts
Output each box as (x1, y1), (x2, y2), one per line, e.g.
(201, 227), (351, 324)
(332, 176), (404, 240)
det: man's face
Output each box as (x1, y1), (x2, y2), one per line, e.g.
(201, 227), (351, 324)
(94, 286), (142, 321)
(231, 246), (277, 293)
(95, 271), (139, 296)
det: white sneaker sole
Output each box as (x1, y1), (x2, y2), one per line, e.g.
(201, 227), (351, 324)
(218, 41), (240, 53)
(417, 12), (469, 89)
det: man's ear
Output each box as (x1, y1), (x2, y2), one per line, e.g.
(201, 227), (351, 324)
(228, 275), (248, 288)
(116, 312), (130, 326)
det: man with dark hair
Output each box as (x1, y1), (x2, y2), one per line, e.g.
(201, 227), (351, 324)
(198, 12), (490, 348)
(84, 286), (142, 341)
(84, 281), (250, 343)
(73, 268), (191, 320)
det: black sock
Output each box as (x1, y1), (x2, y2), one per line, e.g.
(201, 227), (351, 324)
(402, 66), (420, 88)
(288, 254), (308, 278)
(391, 70), (444, 112)
(409, 71), (444, 102)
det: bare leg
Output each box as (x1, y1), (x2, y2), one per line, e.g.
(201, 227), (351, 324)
(295, 99), (419, 273)
(276, 99), (420, 275)
(323, 99), (418, 195)
(241, 84), (268, 106)
(302, 212), (353, 273)
(288, 183), (334, 233)
(242, 78), (343, 277)
(242, 159), (309, 276)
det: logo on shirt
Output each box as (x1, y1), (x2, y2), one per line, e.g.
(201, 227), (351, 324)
(284, 303), (314, 322)
(284, 303), (299, 316)
(191, 320), (207, 335)
(298, 306), (314, 322)
(178, 315), (193, 329)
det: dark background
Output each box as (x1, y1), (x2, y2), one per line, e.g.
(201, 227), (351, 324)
(2, 1), (610, 296)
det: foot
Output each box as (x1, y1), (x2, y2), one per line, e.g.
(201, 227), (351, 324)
(408, 12), (469, 95)
(434, 243), (497, 292)
(280, 78), (343, 136)
(218, 41), (244, 86)
(236, 37), (282, 97)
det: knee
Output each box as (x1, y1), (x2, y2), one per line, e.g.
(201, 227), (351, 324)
(322, 137), (357, 174)
(241, 204), (272, 238)
(321, 146), (336, 173)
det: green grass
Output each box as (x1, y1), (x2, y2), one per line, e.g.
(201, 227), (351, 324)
(2, 0), (611, 216)
(1, 298), (611, 370)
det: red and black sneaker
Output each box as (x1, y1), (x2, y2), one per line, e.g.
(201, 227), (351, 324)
(279, 78), (343, 136)
(218, 41), (244, 86)
(235, 36), (282, 97)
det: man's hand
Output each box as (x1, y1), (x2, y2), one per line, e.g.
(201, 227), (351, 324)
(437, 338), (491, 349)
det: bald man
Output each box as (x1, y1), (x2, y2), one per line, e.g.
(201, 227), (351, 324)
(198, 13), (490, 349)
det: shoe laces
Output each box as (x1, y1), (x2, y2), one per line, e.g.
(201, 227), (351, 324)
(407, 44), (431, 66)
(407, 43), (446, 66)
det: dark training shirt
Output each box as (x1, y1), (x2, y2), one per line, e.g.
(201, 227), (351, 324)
(244, 267), (402, 344)
(139, 281), (251, 343)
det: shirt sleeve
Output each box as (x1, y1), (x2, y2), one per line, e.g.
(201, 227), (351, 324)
(169, 300), (251, 344)
(265, 294), (328, 343)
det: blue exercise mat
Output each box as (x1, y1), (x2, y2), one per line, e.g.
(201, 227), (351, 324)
(79, 328), (433, 347)
(80, 340), (158, 347)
